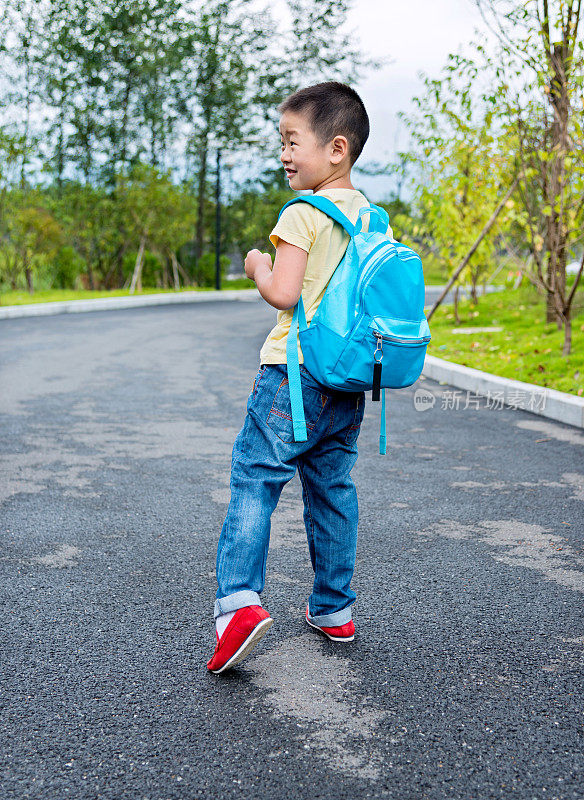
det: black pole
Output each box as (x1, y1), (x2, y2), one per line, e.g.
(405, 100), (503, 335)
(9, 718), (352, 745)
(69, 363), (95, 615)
(215, 147), (221, 291)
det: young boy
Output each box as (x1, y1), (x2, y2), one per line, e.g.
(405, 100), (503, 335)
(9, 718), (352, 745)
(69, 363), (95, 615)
(207, 81), (392, 674)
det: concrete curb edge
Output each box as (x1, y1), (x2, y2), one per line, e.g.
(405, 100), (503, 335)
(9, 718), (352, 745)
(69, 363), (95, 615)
(0, 288), (262, 319)
(422, 354), (584, 429)
(1, 282), (502, 320)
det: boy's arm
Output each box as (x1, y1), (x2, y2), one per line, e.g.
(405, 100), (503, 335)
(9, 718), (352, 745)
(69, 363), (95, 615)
(245, 240), (308, 311)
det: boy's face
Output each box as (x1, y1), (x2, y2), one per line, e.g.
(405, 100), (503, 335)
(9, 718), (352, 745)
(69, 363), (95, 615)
(279, 110), (339, 191)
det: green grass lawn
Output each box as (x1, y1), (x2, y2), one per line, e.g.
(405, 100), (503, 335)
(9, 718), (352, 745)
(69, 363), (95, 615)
(0, 278), (257, 305)
(426, 281), (584, 396)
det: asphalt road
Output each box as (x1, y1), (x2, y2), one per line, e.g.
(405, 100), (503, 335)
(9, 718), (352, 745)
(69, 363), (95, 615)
(1, 297), (583, 800)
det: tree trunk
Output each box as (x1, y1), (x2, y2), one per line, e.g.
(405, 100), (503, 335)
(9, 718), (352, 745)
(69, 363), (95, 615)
(23, 249), (33, 294)
(545, 246), (567, 329)
(427, 177), (519, 321)
(86, 261), (96, 291)
(195, 132), (208, 261)
(7, 248), (18, 290)
(161, 255), (169, 288)
(176, 258), (192, 286)
(82, 118), (93, 184)
(171, 252), (180, 291)
(117, 251), (125, 287)
(119, 76), (132, 171)
(545, 39), (569, 326)
(129, 235), (146, 294)
(20, 11), (33, 190)
(453, 285), (460, 324)
(562, 313), (571, 356)
(111, 182), (128, 287)
(86, 241), (96, 290)
(55, 83), (68, 195)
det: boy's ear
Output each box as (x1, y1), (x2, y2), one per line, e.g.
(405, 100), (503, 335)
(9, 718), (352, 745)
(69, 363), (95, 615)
(330, 135), (349, 164)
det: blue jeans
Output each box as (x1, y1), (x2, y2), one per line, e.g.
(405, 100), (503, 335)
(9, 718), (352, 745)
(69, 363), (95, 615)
(214, 362), (365, 627)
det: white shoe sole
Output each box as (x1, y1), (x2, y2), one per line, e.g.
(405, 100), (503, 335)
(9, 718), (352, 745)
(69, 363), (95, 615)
(305, 614), (354, 642)
(209, 617), (273, 674)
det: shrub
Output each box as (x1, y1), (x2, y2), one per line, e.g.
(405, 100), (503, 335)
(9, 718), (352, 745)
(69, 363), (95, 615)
(194, 252), (230, 287)
(51, 246), (87, 289)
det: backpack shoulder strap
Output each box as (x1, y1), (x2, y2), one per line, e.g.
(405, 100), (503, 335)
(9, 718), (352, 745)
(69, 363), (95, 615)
(370, 203), (390, 234)
(278, 195), (355, 237)
(280, 194), (354, 445)
(354, 203), (391, 235)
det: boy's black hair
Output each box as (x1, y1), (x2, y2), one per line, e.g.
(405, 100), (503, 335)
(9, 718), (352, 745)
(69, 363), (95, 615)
(278, 81), (369, 166)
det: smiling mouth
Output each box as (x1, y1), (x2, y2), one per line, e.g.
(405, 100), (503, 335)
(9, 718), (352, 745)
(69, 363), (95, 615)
(285, 169), (297, 176)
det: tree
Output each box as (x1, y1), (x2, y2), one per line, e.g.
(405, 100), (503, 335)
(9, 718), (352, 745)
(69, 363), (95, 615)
(1, 0), (48, 190)
(176, 0), (273, 263)
(256, 0), (384, 114)
(226, 180), (294, 258)
(46, 181), (116, 290)
(116, 164), (197, 292)
(396, 58), (516, 319)
(0, 0), (382, 294)
(474, 0), (584, 354)
(8, 190), (62, 292)
(180, 0), (383, 266)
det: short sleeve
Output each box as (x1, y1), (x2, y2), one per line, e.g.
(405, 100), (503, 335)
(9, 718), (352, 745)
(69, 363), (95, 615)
(269, 203), (319, 252)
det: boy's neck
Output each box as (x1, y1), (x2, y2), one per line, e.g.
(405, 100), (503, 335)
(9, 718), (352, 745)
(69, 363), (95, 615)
(312, 172), (355, 192)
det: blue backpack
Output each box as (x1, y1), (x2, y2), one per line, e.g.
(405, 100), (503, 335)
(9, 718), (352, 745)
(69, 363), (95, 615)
(281, 195), (431, 454)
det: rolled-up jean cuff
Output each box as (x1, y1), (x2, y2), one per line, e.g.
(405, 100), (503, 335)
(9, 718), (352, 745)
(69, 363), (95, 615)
(214, 590), (262, 620)
(307, 605), (353, 627)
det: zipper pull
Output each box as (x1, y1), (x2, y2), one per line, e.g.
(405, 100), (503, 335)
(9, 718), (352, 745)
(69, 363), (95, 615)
(372, 333), (383, 401)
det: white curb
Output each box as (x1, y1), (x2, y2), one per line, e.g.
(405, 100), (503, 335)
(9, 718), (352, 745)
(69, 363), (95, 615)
(422, 354), (584, 429)
(0, 282), (501, 320)
(0, 288), (261, 319)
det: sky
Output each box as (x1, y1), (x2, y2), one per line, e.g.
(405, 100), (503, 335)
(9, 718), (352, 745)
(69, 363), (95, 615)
(266, 0), (488, 201)
(6, 0), (488, 201)
(346, 0), (486, 198)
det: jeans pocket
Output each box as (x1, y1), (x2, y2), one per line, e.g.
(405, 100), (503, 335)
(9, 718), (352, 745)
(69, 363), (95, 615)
(266, 373), (327, 443)
(251, 364), (267, 398)
(344, 393), (366, 445)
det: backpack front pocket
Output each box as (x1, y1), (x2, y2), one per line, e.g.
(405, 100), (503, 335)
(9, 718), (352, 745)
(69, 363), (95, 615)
(266, 376), (327, 443)
(337, 317), (430, 390)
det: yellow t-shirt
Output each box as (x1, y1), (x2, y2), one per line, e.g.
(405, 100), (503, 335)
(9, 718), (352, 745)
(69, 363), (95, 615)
(259, 187), (393, 364)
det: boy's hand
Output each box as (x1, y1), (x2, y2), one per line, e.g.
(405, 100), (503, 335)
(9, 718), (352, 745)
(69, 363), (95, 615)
(244, 249), (272, 281)
(248, 239), (307, 310)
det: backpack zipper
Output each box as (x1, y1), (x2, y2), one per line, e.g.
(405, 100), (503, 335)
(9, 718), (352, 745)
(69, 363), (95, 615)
(350, 243), (426, 353)
(353, 246), (422, 324)
(372, 329), (431, 346)
(355, 243), (421, 301)
(371, 330), (429, 396)
(354, 242), (395, 299)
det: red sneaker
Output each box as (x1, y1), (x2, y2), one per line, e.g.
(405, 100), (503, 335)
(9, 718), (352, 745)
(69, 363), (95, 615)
(305, 605), (355, 642)
(207, 605), (273, 674)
